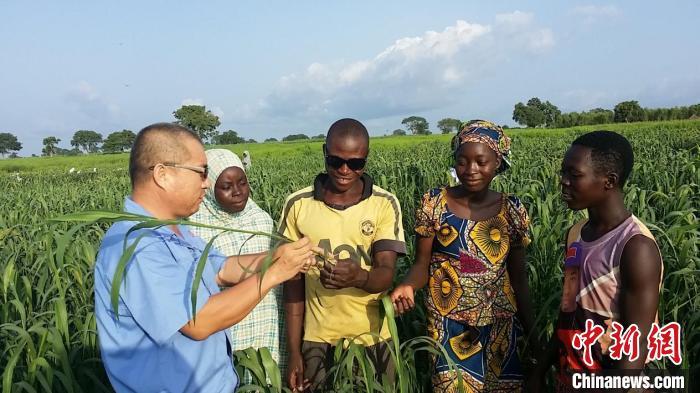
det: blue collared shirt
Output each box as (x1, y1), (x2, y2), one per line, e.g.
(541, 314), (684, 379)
(94, 197), (238, 392)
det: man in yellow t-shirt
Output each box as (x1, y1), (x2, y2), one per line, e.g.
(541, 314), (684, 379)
(281, 118), (406, 392)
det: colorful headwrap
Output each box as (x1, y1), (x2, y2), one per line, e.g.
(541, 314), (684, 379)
(451, 119), (512, 173)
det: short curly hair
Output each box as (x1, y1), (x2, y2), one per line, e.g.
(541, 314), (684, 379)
(572, 130), (634, 187)
(326, 118), (369, 146)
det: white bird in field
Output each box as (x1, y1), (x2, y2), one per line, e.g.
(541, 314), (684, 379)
(69, 167), (76, 173)
(242, 151), (251, 170)
(93, 167), (97, 172)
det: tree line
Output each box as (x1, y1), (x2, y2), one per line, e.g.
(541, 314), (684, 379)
(390, 116), (461, 136)
(1, 100), (699, 158)
(31, 106), (325, 157)
(39, 129), (138, 157)
(511, 98), (700, 128)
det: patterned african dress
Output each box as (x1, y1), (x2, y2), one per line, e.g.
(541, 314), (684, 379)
(415, 188), (531, 393)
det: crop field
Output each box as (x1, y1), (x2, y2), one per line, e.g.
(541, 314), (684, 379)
(1, 120), (698, 392)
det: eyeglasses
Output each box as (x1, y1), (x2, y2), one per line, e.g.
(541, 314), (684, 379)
(324, 155), (367, 171)
(149, 163), (209, 178)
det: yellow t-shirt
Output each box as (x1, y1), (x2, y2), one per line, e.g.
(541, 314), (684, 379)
(279, 174), (406, 346)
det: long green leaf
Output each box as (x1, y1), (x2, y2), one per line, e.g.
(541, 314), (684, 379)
(54, 222), (89, 267)
(381, 296), (408, 392)
(110, 232), (148, 317)
(52, 210), (290, 242)
(2, 339), (25, 393)
(259, 346), (282, 391)
(234, 348), (267, 385)
(50, 211), (153, 223)
(190, 234), (220, 322)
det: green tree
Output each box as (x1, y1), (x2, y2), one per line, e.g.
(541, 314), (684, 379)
(437, 118), (461, 134)
(265, 137), (278, 142)
(540, 100), (561, 127)
(213, 130), (245, 145)
(689, 104), (700, 117)
(247, 138), (257, 144)
(102, 130), (135, 153)
(513, 102), (545, 128)
(588, 108), (614, 125)
(42, 136), (61, 157)
(56, 147), (81, 156)
(173, 105), (221, 142)
(614, 101), (645, 123)
(70, 130), (103, 153)
(512, 97), (560, 128)
(392, 129), (406, 136)
(313, 134), (326, 140)
(0, 133), (22, 158)
(282, 134), (310, 142)
(401, 116), (430, 135)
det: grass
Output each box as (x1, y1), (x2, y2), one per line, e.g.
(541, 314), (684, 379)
(0, 119), (698, 392)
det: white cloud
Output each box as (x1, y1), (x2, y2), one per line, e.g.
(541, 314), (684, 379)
(66, 81), (121, 122)
(210, 106), (225, 119)
(74, 81), (99, 100)
(527, 28), (556, 52)
(495, 11), (555, 53)
(239, 14), (555, 123)
(571, 5), (621, 23)
(495, 10), (534, 29)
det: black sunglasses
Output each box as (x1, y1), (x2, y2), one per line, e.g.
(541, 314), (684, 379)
(324, 155), (367, 171)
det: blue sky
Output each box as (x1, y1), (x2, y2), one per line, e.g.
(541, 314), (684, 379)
(1, 1), (699, 155)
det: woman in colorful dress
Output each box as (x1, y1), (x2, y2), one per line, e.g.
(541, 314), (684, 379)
(390, 120), (540, 392)
(190, 149), (286, 381)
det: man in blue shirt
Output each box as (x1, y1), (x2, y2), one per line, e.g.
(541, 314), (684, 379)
(94, 123), (315, 392)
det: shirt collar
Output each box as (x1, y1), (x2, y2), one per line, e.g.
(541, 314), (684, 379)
(123, 196), (190, 239)
(312, 173), (374, 208)
(124, 196), (153, 217)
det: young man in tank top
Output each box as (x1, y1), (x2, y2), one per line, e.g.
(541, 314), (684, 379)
(530, 131), (663, 392)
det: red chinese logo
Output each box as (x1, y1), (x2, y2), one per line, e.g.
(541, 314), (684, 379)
(571, 319), (604, 367)
(647, 322), (682, 365)
(608, 322), (640, 362)
(572, 320), (682, 366)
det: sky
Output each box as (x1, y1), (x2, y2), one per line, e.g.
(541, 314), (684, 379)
(1, 1), (699, 156)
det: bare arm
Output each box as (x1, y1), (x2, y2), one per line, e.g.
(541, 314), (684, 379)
(284, 273), (307, 390)
(181, 268), (281, 340)
(401, 235), (433, 290)
(216, 252), (266, 286)
(390, 235), (433, 315)
(362, 250), (397, 293)
(181, 237), (313, 340)
(284, 273), (305, 353)
(617, 235), (662, 370)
